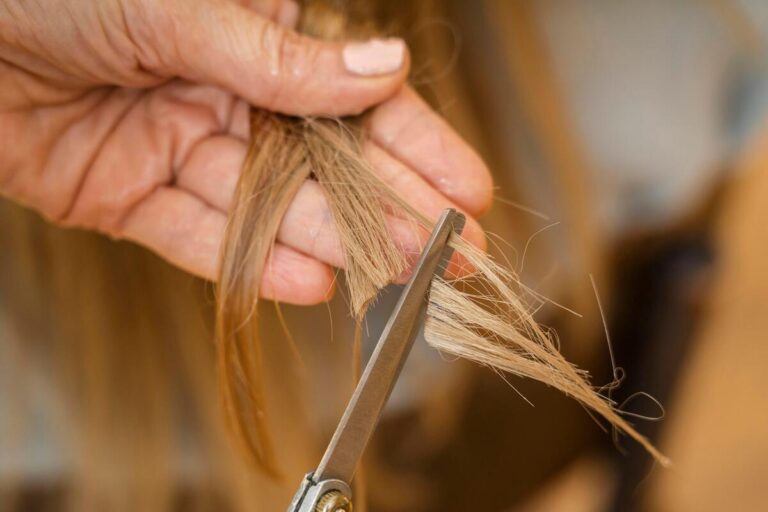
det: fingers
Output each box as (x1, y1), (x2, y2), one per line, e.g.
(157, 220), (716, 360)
(176, 148), (431, 286)
(173, 139), (422, 277)
(368, 87), (494, 216)
(362, 142), (486, 250)
(362, 144), (484, 280)
(276, 180), (425, 269)
(275, 179), (478, 281)
(116, 186), (335, 304)
(174, 135), (485, 279)
(150, 0), (409, 116)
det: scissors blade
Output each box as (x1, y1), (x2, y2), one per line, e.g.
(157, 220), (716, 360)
(313, 208), (466, 484)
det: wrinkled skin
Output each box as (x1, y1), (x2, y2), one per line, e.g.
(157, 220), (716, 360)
(0, 0), (492, 304)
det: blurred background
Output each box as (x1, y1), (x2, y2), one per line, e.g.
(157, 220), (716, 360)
(2, 0), (768, 511)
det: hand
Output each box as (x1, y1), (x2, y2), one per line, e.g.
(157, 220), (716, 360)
(0, 0), (492, 304)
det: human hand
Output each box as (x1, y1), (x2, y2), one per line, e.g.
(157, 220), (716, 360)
(0, 0), (492, 304)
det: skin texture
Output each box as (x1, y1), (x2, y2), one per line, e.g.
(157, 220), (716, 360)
(0, 0), (493, 305)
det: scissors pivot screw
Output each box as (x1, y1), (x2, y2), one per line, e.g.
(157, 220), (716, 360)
(315, 490), (352, 512)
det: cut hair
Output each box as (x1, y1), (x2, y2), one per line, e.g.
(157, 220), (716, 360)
(214, 3), (669, 472)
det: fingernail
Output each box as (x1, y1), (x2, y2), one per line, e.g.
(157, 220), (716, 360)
(276, 0), (300, 28)
(342, 38), (406, 76)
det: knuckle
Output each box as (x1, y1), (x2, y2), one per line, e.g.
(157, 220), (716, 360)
(260, 24), (319, 107)
(104, 0), (173, 83)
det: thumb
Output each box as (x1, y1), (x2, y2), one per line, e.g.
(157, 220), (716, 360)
(150, 0), (410, 116)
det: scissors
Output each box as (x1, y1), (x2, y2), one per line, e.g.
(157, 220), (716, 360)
(287, 208), (466, 512)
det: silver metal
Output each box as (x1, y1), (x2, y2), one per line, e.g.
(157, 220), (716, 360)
(314, 208), (464, 483)
(288, 474), (351, 512)
(287, 208), (465, 512)
(288, 208), (465, 512)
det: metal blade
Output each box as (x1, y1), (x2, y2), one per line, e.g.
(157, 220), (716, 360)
(313, 208), (466, 484)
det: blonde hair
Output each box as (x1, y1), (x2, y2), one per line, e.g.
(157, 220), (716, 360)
(214, 2), (668, 475)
